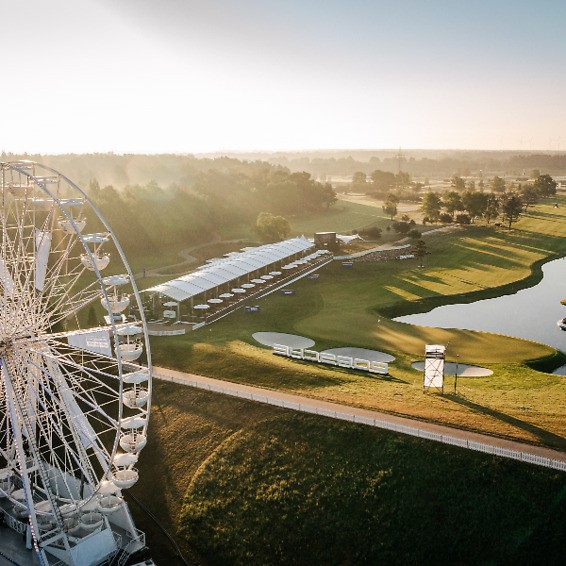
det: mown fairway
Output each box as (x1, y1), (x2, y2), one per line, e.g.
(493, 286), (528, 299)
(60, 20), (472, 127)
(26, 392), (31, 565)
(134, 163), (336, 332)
(151, 196), (566, 448)
(132, 383), (566, 565)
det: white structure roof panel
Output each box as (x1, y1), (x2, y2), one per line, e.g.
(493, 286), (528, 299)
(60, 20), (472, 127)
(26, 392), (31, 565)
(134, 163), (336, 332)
(144, 237), (315, 302)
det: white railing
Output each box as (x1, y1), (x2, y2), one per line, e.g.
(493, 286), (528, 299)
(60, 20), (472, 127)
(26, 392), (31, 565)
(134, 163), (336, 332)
(155, 372), (566, 473)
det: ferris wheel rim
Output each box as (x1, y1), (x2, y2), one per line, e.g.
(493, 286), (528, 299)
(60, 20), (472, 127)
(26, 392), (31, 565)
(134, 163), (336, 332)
(0, 160), (152, 540)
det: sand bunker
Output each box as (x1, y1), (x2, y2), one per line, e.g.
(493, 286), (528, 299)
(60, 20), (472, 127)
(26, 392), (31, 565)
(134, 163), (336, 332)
(321, 347), (395, 363)
(253, 332), (315, 349)
(411, 361), (493, 377)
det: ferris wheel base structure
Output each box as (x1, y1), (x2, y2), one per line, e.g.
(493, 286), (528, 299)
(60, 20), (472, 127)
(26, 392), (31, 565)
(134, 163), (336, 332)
(0, 497), (150, 565)
(0, 162), (154, 565)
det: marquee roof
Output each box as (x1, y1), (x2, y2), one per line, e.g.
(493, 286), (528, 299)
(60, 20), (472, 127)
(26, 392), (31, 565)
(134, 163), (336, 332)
(145, 236), (314, 302)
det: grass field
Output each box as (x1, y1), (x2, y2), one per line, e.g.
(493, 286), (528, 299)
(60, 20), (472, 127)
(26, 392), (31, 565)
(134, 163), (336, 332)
(132, 382), (566, 565)
(151, 196), (566, 448)
(288, 199), (393, 235)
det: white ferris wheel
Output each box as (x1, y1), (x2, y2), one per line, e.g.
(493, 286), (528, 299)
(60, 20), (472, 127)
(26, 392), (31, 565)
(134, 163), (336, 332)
(0, 162), (152, 565)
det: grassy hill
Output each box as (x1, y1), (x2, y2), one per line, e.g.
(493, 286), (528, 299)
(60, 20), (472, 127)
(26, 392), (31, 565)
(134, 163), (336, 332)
(132, 382), (566, 565)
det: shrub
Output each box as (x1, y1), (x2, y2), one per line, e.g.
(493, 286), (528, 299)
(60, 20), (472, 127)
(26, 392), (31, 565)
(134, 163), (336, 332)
(456, 213), (471, 225)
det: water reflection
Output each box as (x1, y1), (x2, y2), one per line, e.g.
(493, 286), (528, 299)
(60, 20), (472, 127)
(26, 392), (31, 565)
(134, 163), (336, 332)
(394, 257), (566, 352)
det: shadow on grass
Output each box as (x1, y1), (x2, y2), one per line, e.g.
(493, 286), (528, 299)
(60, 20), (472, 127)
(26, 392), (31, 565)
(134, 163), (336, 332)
(445, 393), (566, 451)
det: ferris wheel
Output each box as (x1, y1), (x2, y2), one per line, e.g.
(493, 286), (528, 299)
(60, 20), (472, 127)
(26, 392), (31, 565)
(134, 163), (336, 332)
(0, 162), (152, 565)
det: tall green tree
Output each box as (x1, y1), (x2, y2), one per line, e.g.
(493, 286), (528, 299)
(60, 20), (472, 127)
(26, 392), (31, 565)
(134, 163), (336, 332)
(370, 170), (396, 191)
(483, 193), (499, 224)
(421, 191), (442, 222)
(350, 172), (367, 192)
(382, 193), (399, 220)
(462, 190), (488, 222)
(519, 184), (539, 212)
(500, 193), (523, 229)
(413, 239), (427, 267)
(491, 176), (506, 193)
(255, 212), (291, 243)
(450, 175), (466, 191)
(442, 191), (464, 218)
(533, 174), (557, 197)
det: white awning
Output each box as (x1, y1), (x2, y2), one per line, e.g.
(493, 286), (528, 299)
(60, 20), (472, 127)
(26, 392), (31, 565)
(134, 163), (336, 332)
(144, 237), (314, 302)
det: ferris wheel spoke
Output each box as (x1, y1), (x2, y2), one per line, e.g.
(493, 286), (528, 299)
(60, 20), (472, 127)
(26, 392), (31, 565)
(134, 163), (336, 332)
(6, 345), (112, 487)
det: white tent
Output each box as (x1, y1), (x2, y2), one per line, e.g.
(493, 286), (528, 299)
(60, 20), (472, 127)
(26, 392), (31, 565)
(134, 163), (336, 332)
(145, 237), (315, 303)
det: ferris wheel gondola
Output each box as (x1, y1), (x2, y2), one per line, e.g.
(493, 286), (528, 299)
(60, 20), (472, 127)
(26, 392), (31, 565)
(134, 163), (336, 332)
(0, 161), (152, 565)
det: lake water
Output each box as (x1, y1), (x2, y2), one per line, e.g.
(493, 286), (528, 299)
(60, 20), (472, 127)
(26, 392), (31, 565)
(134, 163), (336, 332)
(394, 257), (566, 352)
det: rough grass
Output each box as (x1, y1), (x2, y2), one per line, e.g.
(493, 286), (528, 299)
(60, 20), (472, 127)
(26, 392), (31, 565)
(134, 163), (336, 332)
(289, 199), (392, 235)
(129, 381), (281, 564)
(131, 383), (566, 565)
(178, 410), (566, 566)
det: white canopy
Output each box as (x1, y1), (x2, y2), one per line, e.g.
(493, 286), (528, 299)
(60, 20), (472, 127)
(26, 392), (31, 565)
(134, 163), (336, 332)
(145, 237), (314, 302)
(336, 234), (363, 244)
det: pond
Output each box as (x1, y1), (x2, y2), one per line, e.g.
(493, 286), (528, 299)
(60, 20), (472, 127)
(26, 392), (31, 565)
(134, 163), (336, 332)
(394, 257), (566, 352)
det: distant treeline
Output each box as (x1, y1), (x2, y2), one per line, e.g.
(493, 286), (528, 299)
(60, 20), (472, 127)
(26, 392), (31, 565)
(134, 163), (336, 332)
(3, 151), (566, 189)
(271, 153), (566, 179)
(78, 161), (336, 254)
(207, 151), (566, 179)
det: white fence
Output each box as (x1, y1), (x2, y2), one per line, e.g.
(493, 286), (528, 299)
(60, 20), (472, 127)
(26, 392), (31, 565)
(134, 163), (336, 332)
(155, 372), (566, 473)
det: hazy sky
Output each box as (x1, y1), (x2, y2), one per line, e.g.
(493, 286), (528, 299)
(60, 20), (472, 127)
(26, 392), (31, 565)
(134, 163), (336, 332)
(2, 0), (565, 153)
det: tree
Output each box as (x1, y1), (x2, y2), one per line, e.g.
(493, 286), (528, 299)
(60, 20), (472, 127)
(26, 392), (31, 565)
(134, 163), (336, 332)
(483, 193), (499, 224)
(462, 190), (488, 222)
(392, 221), (410, 235)
(413, 238), (427, 267)
(382, 193), (399, 220)
(533, 174), (557, 197)
(320, 183), (338, 208)
(491, 176), (506, 193)
(500, 193), (523, 229)
(350, 171), (367, 192)
(370, 170), (396, 191)
(255, 212), (291, 243)
(519, 183), (539, 212)
(450, 175), (466, 191)
(360, 226), (382, 239)
(88, 178), (101, 199)
(395, 171), (411, 189)
(442, 191), (464, 218)
(421, 191), (442, 222)
(408, 228), (421, 239)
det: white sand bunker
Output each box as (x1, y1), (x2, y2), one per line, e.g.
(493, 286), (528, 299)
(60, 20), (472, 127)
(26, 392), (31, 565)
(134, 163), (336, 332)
(322, 347), (395, 363)
(411, 361), (493, 377)
(253, 332), (315, 349)
(552, 364), (566, 375)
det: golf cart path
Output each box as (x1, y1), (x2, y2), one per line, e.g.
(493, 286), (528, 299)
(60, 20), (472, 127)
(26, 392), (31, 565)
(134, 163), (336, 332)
(153, 365), (566, 470)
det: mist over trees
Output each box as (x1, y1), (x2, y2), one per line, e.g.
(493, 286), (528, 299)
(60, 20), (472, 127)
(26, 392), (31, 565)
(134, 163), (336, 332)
(76, 159), (337, 256)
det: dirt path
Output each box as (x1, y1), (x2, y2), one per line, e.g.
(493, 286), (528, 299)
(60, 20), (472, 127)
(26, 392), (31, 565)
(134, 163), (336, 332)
(153, 365), (566, 471)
